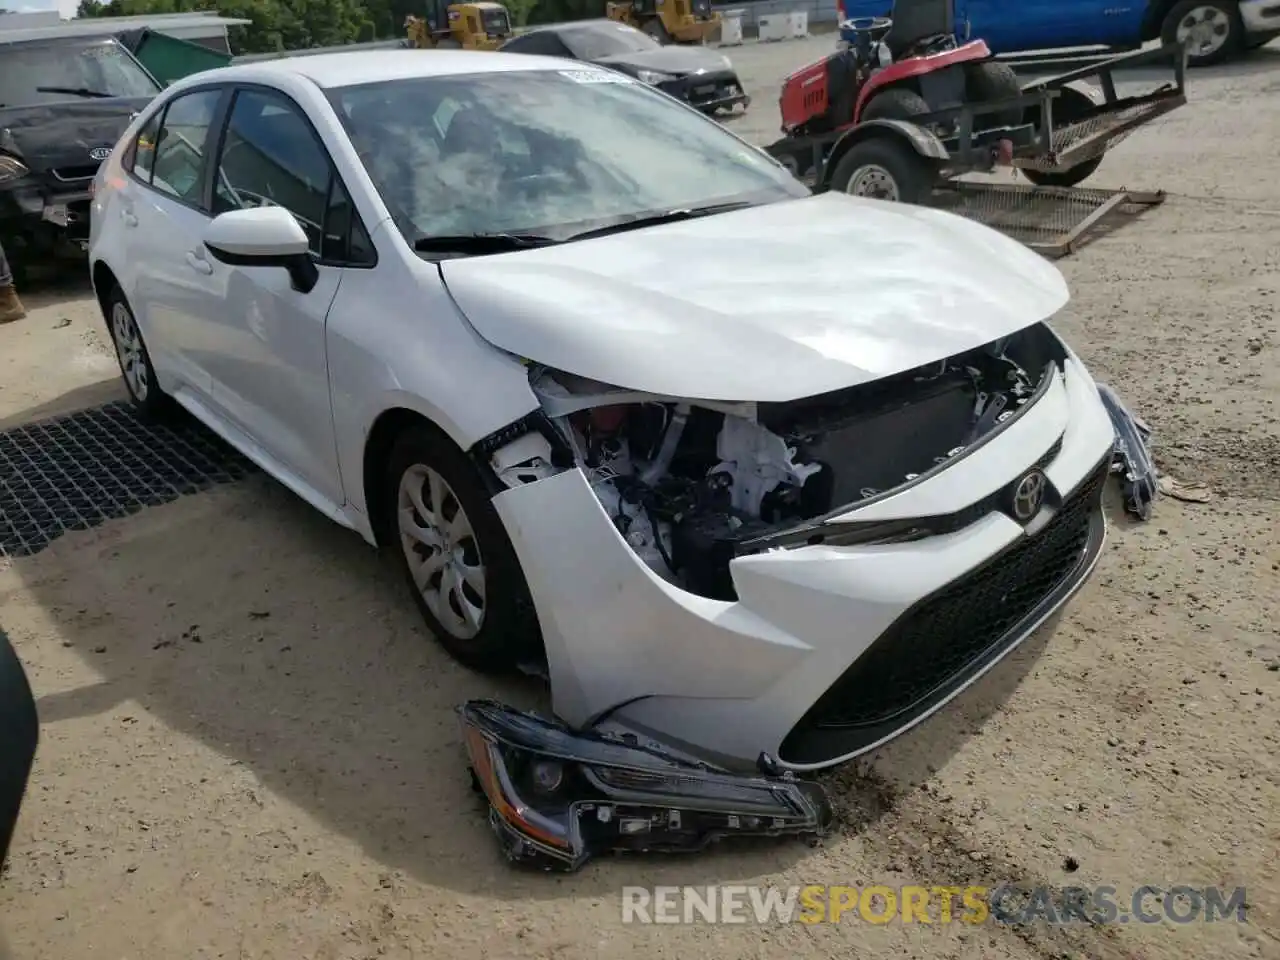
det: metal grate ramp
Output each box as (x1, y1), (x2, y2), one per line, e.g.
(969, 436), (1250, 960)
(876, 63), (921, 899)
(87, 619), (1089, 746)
(0, 402), (257, 559)
(929, 182), (1166, 259)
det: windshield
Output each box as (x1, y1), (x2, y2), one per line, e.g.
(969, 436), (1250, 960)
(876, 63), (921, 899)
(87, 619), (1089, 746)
(330, 68), (805, 246)
(562, 23), (659, 58)
(0, 38), (160, 108)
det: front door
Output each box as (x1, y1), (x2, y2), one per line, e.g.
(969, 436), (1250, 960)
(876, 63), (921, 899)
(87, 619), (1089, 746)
(199, 85), (356, 509)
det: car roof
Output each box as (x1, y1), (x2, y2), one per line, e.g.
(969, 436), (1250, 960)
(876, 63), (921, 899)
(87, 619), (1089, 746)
(524, 17), (643, 35)
(198, 49), (575, 91)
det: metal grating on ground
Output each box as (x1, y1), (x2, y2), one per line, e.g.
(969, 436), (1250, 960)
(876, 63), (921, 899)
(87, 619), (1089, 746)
(0, 402), (258, 558)
(929, 182), (1166, 259)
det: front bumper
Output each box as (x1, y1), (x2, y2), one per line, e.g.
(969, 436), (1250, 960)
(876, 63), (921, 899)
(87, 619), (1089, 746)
(658, 70), (751, 112)
(0, 176), (94, 249)
(491, 350), (1117, 772)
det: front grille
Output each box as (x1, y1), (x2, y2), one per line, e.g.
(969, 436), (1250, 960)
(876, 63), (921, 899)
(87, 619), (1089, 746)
(797, 457), (1108, 732)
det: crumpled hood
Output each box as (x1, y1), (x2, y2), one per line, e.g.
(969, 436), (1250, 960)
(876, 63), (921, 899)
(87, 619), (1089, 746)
(0, 98), (152, 174)
(439, 192), (1070, 403)
(594, 45), (732, 77)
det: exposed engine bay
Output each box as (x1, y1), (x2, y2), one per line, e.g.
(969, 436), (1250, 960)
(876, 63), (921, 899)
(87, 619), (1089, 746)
(494, 323), (1068, 601)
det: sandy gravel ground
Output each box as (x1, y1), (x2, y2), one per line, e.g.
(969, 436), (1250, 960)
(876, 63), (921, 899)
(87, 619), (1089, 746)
(1, 37), (1278, 960)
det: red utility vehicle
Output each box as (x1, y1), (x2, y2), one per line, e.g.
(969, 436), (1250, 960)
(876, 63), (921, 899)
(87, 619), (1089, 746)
(764, 0), (1189, 203)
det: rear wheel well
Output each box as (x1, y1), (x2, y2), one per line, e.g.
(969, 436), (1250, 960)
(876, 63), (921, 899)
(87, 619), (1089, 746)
(362, 407), (452, 549)
(91, 260), (118, 322)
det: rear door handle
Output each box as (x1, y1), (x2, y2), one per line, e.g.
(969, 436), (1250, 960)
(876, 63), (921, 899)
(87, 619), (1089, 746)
(185, 250), (213, 275)
(122, 210), (138, 227)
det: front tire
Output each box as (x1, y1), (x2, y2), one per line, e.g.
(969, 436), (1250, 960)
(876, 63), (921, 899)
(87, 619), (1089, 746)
(860, 86), (931, 122)
(382, 423), (540, 673)
(828, 136), (936, 205)
(105, 286), (175, 420)
(1161, 0), (1243, 66)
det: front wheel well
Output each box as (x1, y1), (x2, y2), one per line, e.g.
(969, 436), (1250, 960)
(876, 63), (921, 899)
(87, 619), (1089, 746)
(1141, 0), (1180, 40)
(362, 407), (451, 550)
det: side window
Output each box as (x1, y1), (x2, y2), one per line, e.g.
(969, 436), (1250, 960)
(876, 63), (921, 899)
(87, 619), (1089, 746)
(213, 88), (331, 255)
(321, 177), (376, 266)
(149, 89), (222, 206)
(129, 108), (164, 181)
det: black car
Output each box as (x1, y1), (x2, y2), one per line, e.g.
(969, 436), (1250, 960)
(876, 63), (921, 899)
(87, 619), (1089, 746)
(0, 32), (162, 274)
(501, 19), (750, 114)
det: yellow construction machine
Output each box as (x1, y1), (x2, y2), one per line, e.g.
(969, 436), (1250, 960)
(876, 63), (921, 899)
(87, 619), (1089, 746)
(405, 0), (512, 50)
(605, 0), (720, 44)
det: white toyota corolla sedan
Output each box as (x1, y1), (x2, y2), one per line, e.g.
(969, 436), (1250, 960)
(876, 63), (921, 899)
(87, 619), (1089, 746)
(88, 50), (1115, 774)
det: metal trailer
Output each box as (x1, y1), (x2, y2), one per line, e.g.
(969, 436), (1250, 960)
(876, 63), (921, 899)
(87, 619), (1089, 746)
(764, 42), (1187, 202)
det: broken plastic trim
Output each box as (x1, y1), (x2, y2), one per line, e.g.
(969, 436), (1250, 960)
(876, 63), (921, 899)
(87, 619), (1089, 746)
(1096, 382), (1157, 521)
(740, 361), (1060, 552)
(458, 700), (832, 872)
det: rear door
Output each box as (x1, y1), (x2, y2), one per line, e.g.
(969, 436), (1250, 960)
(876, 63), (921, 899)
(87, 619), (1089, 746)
(117, 85), (228, 398)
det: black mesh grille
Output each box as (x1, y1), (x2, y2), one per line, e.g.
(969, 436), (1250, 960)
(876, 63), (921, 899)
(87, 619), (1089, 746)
(0, 402), (257, 558)
(799, 458), (1108, 731)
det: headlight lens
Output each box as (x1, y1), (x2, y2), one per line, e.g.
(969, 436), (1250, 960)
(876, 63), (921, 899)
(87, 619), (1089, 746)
(459, 699), (831, 871)
(636, 69), (675, 85)
(0, 155), (30, 184)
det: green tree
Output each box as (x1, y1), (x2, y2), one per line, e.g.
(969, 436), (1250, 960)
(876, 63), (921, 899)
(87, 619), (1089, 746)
(75, 0), (374, 54)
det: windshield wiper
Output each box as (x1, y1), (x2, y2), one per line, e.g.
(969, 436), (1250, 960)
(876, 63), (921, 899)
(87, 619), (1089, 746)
(412, 232), (560, 254)
(34, 86), (117, 99)
(567, 201), (754, 241)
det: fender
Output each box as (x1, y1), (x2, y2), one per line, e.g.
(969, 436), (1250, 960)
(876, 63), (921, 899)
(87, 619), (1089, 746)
(853, 38), (992, 123)
(820, 118), (949, 191)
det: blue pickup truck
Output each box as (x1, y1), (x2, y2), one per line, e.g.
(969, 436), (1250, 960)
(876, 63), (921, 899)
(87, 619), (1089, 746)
(838, 0), (1280, 66)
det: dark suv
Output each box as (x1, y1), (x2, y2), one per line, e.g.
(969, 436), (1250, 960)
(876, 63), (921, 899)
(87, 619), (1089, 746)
(0, 33), (162, 275)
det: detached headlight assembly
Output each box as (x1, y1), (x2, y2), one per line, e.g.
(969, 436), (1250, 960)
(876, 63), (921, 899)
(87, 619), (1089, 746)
(459, 699), (832, 871)
(636, 69), (675, 85)
(0, 155), (30, 184)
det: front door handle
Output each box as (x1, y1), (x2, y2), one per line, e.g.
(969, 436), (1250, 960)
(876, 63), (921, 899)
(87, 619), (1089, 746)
(185, 250), (213, 275)
(122, 210), (139, 227)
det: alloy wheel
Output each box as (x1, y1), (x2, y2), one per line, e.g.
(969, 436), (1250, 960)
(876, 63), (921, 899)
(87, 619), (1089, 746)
(397, 464), (487, 640)
(111, 301), (149, 402)
(1176, 5), (1232, 57)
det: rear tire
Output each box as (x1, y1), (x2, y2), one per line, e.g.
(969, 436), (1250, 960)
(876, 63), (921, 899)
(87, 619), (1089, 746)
(1161, 0), (1242, 66)
(860, 86), (931, 122)
(382, 423), (541, 674)
(104, 285), (177, 421)
(828, 136), (936, 205)
(963, 60), (1024, 128)
(1020, 155), (1105, 188)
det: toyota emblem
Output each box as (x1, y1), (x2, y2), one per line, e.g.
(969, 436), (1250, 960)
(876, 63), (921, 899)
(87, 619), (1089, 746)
(89, 146), (112, 161)
(1010, 470), (1047, 523)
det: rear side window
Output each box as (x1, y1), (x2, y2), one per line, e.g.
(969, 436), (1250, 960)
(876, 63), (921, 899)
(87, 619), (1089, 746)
(128, 109), (164, 181)
(147, 89), (222, 207)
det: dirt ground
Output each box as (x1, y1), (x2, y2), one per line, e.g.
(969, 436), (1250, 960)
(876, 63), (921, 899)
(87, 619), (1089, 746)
(2, 36), (1278, 960)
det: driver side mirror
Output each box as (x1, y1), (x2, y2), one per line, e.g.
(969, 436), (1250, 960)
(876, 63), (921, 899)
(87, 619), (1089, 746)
(203, 206), (320, 294)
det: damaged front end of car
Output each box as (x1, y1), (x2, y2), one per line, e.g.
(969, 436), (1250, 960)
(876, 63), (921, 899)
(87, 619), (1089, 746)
(478, 321), (1070, 600)
(458, 699), (833, 871)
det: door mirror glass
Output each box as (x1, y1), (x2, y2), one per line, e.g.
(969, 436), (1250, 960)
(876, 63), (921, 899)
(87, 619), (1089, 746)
(203, 207), (318, 293)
